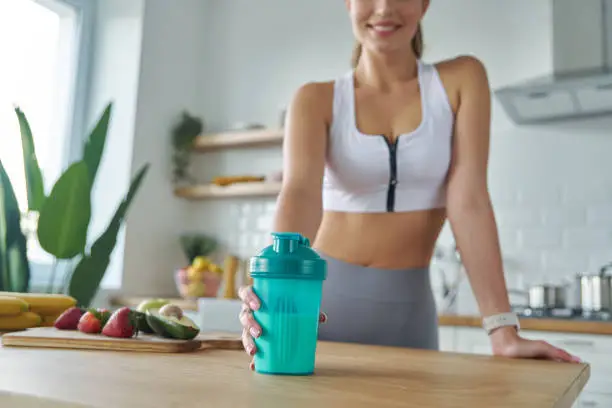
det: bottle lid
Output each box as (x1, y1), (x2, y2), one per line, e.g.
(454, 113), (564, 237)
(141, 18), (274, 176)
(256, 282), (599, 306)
(249, 232), (327, 280)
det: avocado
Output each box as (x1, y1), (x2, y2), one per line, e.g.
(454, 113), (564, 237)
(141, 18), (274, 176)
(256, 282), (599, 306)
(145, 312), (173, 338)
(136, 298), (170, 313)
(132, 311), (155, 334)
(145, 308), (200, 340)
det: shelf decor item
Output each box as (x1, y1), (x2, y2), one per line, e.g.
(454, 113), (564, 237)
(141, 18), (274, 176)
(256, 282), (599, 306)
(170, 110), (204, 186)
(174, 181), (282, 200)
(175, 233), (221, 299)
(175, 256), (223, 300)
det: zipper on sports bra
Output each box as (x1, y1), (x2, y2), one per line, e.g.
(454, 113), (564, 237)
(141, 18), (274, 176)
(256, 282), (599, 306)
(382, 137), (399, 212)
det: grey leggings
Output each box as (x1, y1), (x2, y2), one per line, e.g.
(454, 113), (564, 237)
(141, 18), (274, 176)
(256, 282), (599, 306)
(316, 252), (439, 350)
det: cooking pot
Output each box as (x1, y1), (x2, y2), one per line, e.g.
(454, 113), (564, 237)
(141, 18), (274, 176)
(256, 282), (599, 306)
(509, 284), (567, 309)
(575, 262), (612, 312)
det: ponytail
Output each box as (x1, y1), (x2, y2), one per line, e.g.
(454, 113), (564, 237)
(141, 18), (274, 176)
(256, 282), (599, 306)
(412, 23), (424, 59)
(351, 23), (424, 68)
(351, 41), (363, 69)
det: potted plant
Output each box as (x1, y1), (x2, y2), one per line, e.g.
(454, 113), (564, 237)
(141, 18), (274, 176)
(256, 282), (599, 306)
(170, 110), (203, 186)
(0, 102), (150, 307)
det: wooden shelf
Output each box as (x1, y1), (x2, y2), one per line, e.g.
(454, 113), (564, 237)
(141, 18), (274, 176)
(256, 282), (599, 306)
(193, 128), (284, 151)
(174, 182), (282, 199)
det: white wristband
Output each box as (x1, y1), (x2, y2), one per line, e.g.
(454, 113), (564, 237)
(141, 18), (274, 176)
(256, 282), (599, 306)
(482, 312), (520, 335)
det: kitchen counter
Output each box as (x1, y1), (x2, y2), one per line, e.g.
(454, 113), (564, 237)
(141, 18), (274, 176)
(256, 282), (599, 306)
(440, 314), (612, 335)
(0, 339), (589, 407)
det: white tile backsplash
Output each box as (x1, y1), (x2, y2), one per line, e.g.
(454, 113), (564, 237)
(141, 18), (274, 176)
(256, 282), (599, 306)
(208, 200), (278, 259)
(519, 227), (563, 250)
(542, 207), (586, 227)
(496, 208), (540, 228)
(589, 252), (612, 271)
(496, 228), (520, 252)
(561, 183), (612, 206)
(541, 249), (590, 275)
(587, 206), (612, 225)
(563, 228), (612, 249)
(516, 185), (564, 206)
(256, 214), (273, 232)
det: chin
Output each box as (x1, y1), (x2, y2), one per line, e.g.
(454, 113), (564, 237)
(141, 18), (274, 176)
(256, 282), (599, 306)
(361, 33), (410, 52)
(364, 42), (407, 58)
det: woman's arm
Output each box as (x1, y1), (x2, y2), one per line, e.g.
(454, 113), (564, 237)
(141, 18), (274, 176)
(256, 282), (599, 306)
(445, 56), (511, 319)
(272, 82), (329, 243)
(445, 56), (579, 363)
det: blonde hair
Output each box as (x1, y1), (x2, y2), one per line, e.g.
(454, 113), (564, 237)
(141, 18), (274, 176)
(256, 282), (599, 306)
(351, 23), (424, 68)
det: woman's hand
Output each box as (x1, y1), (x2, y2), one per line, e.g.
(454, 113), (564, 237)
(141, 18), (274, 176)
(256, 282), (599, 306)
(489, 327), (582, 363)
(238, 285), (327, 370)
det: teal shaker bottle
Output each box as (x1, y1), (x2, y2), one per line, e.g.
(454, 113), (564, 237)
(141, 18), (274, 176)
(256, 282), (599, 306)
(249, 232), (327, 375)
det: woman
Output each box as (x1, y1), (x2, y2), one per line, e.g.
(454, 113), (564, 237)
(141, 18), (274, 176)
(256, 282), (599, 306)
(239, 0), (581, 367)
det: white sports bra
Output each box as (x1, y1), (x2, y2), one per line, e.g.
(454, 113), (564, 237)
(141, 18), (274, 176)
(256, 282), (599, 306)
(322, 60), (454, 213)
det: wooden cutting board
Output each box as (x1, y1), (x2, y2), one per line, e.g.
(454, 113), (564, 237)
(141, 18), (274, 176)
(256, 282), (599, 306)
(2, 327), (205, 353)
(196, 332), (243, 350)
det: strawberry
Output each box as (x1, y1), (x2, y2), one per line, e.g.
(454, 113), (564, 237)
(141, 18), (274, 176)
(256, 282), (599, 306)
(102, 307), (138, 338)
(77, 311), (102, 334)
(54, 307), (85, 330)
(96, 308), (112, 327)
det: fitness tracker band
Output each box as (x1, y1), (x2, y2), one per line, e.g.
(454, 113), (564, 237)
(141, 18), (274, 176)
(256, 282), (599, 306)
(482, 312), (521, 335)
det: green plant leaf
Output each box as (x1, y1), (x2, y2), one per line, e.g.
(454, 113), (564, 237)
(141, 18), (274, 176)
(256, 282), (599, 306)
(37, 161), (91, 259)
(6, 237), (30, 292)
(0, 159), (30, 292)
(14, 107), (46, 212)
(0, 161), (23, 248)
(0, 160), (15, 291)
(83, 103), (112, 188)
(68, 163), (149, 307)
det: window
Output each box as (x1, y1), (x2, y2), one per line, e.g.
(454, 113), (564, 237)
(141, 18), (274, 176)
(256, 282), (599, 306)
(0, 0), (94, 287)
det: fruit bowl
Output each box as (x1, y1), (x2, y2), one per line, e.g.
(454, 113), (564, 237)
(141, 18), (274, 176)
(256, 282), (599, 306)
(175, 256), (223, 299)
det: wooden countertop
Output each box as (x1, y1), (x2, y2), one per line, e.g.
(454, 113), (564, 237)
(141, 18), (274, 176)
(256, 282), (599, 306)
(440, 314), (612, 335)
(0, 339), (589, 407)
(0, 391), (88, 407)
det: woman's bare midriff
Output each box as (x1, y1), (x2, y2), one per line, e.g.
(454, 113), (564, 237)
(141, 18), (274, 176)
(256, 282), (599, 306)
(312, 209), (447, 270)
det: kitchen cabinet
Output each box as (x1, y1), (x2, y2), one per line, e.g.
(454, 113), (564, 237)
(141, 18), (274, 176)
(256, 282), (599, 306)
(438, 326), (456, 352)
(438, 326), (612, 407)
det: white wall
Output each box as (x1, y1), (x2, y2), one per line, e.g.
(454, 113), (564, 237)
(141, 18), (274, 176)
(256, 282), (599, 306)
(82, 0), (210, 297)
(180, 0), (612, 313)
(86, 0), (144, 289)
(120, 0), (210, 296)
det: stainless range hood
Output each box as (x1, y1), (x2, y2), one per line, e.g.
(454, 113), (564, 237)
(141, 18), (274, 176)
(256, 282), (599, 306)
(494, 0), (612, 125)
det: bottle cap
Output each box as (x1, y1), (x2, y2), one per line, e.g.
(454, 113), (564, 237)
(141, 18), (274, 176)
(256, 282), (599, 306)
(249, 232), (327, 281)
